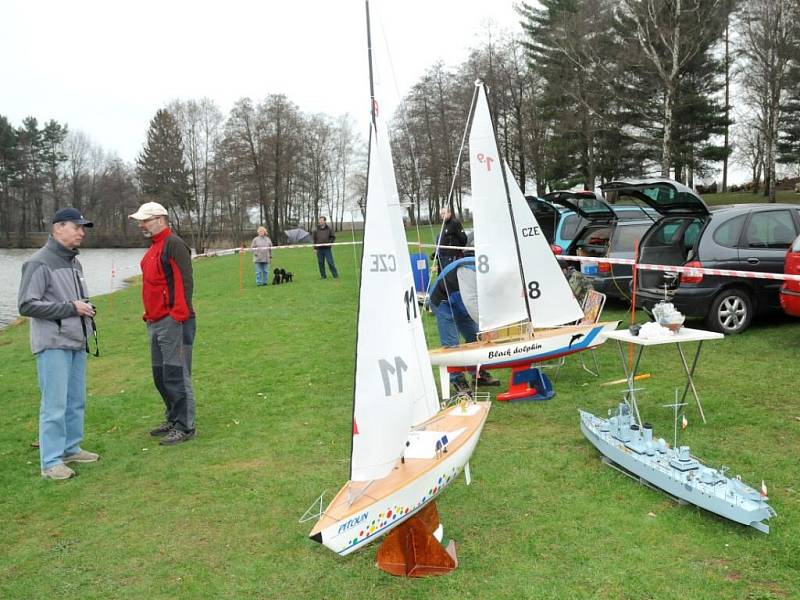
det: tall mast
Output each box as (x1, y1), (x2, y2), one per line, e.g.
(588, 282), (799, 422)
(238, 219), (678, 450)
(365, 0), (377, 130)
(349, 0), (375, 482)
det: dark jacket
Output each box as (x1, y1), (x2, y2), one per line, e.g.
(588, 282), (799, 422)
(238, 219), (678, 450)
(18, 237), (90, 354)
(312, 224), (336, 249)
(436, 217), (467, 258)
(140, 228), (194, 322)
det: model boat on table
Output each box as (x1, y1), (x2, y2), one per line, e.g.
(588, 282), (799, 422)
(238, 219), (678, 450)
(304, 9), (490, 572)
(579, 403), (776, 533)
(428, 83), (617, 374)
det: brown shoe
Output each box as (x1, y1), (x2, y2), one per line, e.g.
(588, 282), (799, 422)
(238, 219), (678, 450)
(41, 464), (75, 480)
(64, 450), (100, 464)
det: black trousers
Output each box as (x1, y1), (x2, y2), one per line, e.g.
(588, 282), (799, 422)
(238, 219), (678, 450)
(147, 316), (196, 432)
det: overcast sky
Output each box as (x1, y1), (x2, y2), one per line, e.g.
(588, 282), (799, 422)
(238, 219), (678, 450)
(2, 0), (522, 163)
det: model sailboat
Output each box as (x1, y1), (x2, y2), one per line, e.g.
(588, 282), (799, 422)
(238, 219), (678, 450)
(429, 83), (618, 374)
(306, 9), (490, 568)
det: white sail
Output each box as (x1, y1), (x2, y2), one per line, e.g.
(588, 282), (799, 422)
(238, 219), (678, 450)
(469, 84), (529, 332)
(350, 119), (432, 482)
(505, 162), (584, 326)
(374, 106), (441, 425)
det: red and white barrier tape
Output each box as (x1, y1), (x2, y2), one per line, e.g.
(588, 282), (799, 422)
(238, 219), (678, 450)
(194, 240), (362, 258)
(168, 242), (800, 284)
(555, 253), (800, 282)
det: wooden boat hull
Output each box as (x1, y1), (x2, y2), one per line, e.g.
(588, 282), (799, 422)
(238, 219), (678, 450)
(428, 321), (618, 368)
(309, 401), (491, 556)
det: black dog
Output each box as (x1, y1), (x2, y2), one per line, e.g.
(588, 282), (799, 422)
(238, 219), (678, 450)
(271, 268), (293, 285)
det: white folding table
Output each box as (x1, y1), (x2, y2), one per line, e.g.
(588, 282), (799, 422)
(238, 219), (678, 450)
(601, 327), (724, 424)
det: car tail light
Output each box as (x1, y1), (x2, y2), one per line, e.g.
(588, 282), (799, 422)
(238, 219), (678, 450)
(551, 244), (562, 255)
(598, 261), (611, 273)
(785, 252), (800, 292)
(786, 252), (800, 274)
(681, 260), (703, 284)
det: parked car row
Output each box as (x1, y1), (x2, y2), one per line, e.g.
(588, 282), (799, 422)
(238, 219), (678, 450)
(526, 179), (800, 334)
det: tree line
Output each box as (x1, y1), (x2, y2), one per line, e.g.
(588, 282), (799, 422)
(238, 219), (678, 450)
(0, 97), (361, 252)
(2, 0), (799, 248)
(390, 0), (800, 218)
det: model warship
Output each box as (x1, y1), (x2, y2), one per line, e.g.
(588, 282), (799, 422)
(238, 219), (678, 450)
(579, 402), (776, 533)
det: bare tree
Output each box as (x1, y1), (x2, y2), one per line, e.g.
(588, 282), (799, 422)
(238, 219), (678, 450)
(169, 98), (224, 253)
(330, 114), (359, 228)
(732, 110), (764, 191)
(301, 113), (333, 228)
(226, 98), (269, 226)
(63, 130), (90, 209)
(736, 0), (800, 202)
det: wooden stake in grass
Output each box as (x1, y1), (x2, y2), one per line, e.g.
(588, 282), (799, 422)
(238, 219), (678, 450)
(601, 373), (651, 387)
(109, 260), (115, 311)
(239, 244), (245, 291)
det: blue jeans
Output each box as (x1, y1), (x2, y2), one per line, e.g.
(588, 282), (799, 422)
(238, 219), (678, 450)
(432, 301), (479, 381)
(36, 348), (87, 470)
(254, 262), (270, 286)
(316, 247), (338, 278)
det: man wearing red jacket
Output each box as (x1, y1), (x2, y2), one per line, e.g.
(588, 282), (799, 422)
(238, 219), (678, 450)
(130, 202), (196, 445)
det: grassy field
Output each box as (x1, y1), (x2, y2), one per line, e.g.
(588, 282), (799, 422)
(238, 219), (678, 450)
(1, 238), (799, 600)
(700, 189), (800, 206)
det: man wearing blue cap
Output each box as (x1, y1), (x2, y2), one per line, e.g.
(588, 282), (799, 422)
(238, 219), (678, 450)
(18, 207), (99, 480)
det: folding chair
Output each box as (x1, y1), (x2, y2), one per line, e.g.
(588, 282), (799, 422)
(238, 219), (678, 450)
(553, 289), (606, 379)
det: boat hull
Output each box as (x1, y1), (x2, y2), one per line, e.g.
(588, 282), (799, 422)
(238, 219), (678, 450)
(428, 322), (618, 368)
(310, 401), (491, 556)
(579, 410), (775, 532)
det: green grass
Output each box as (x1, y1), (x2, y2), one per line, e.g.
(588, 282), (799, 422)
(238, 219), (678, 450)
(1, 242), (799, 599)
(701, 189), (800, 206)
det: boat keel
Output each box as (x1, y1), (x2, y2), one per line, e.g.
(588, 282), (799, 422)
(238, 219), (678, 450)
(375, 502), (458, 577)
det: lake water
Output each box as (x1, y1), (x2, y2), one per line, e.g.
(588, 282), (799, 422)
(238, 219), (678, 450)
(0, 247), (146, 329)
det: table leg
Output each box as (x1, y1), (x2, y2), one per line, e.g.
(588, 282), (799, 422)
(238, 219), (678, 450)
(676, 341), (707, 424)
(615, 339), (644, 426)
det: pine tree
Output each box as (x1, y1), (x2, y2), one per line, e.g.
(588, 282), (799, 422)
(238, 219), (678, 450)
(671, 50), (728, 185)
(778, 65), (800, 172)
(520, 0), (642, 189)
(136, 109), (190, 211)
(0, 116), (19, 240)
(41, 119), (68, 213)
(16, 117), (45, 234)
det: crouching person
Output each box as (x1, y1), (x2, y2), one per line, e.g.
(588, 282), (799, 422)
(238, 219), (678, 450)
(428, 237), (500, 396)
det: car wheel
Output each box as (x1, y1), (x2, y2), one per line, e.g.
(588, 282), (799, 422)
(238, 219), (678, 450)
(706, 288), (753, 334)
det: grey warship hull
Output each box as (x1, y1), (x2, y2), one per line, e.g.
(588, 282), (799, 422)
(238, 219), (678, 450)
(580, 408), (775, 533)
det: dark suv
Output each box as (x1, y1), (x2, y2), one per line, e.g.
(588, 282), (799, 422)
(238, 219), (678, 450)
(567, 218), (657, 301)
(604, 179), (800, 333)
